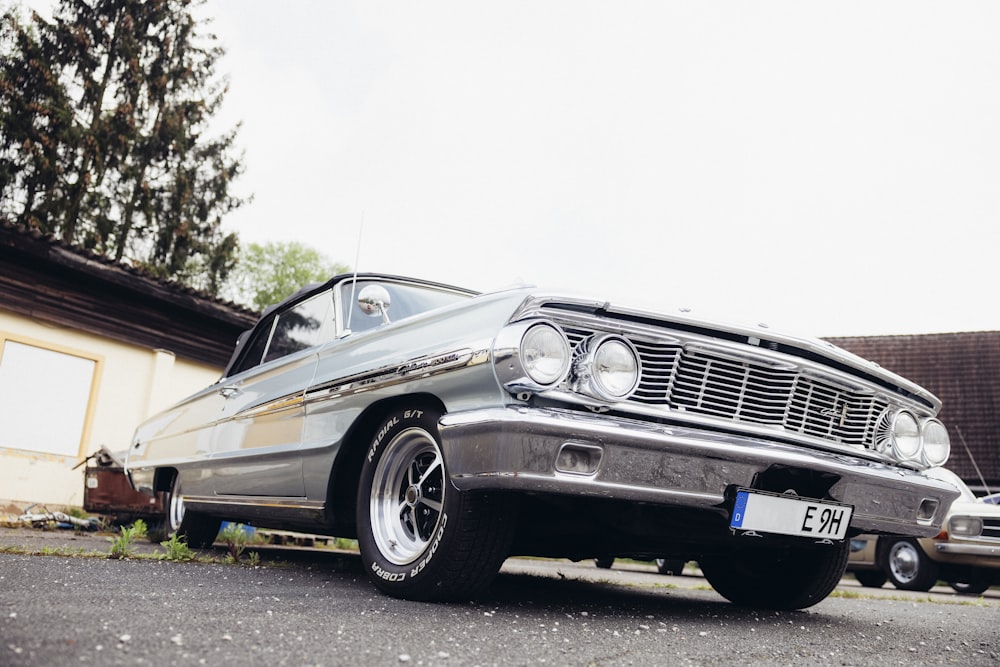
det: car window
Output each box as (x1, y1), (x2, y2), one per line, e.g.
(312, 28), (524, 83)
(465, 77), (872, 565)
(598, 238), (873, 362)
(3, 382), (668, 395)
(263, 291), (335, 364)
(228, 291), (334, 376)
(341, 280), (471, 333)
(233, 318), (275, 374)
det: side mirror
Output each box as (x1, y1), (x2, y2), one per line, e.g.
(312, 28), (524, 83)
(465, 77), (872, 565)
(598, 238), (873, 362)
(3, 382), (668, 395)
(358, 285), (392, 324)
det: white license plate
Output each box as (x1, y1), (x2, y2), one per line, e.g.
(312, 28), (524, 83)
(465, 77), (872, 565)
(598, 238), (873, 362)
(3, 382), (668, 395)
(730, 489), (852, 540)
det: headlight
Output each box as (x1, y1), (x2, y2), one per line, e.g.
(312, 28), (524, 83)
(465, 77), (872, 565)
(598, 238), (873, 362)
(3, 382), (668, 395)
(572, 334), (641, 402)
(493, 320), (570, 393)
(920, 419), (951, 467)
(875, 410), (952, 468)
(948, 515), (983, 537)
(522, 323), (570, 386)
(890, 411), (922, 461)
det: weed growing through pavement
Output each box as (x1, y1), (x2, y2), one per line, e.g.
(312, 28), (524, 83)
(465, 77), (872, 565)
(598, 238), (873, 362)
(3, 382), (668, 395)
(107, 519), (147, 559)
(219, 523), (260, 566)
(160, 533), (195, 561)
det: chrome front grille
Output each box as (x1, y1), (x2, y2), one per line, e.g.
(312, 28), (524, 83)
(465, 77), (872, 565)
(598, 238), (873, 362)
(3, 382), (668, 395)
(672, 349), (796, 425)
(562, 325), (888, 449)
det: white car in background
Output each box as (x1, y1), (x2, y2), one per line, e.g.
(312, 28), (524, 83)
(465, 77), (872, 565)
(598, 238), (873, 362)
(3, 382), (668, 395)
(849, 467), (1000, 594)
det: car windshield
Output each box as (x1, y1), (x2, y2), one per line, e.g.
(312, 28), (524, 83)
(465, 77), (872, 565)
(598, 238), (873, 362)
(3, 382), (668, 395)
(340, 280), (472, 334)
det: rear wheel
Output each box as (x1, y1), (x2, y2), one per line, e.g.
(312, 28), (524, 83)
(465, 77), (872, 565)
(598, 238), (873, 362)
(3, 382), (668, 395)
(356, 408), (516, 601)
(701, 541), (849, 610)
(156, 475), (221, 548)
(594, 557), (615, 569)
(880, 538), (939, 592)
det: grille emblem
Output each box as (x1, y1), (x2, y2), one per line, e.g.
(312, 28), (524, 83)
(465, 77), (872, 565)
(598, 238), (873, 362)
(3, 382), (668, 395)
(821, 403), (849, 427)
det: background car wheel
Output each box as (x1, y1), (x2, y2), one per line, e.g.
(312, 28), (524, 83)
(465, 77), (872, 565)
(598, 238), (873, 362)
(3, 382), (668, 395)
(656, 559), (686, 576)
(700, 541), (849, 610)
(356, 407), (516, 601)
(161, 475), (221, 548)
(853, 569), (888, 588)
(948, 579), (991, 595)
(594, 557), (615, 569)
(880, 538), (939, 592)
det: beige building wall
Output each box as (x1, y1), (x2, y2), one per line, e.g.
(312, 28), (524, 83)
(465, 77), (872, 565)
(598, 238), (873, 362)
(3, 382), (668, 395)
(0, 309), (222, 507)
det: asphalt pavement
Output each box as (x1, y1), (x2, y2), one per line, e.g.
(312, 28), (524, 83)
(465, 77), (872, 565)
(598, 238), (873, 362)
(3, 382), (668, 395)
(1, 525), (998, 666)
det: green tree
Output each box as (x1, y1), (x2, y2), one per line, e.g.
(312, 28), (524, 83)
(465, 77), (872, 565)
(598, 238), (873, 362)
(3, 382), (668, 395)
(225, 241), (348, 311)
(0, 0), (248, 295)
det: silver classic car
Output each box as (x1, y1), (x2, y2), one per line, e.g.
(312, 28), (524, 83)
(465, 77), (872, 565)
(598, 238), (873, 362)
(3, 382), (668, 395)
(125, 273), (960, 610)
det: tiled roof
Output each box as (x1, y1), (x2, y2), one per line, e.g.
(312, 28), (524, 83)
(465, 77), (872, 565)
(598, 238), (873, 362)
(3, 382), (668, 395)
(829, 332), (1000, 488)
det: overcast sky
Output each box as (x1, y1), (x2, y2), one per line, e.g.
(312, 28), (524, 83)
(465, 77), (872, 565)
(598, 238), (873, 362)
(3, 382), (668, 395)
(194, 3), (999, 336)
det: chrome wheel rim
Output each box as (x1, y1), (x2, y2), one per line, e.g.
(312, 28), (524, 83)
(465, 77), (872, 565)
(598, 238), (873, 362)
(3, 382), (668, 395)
(168, 478), (185, 533)
(888, 542), (919, 584)
(370, 427), (445, 566)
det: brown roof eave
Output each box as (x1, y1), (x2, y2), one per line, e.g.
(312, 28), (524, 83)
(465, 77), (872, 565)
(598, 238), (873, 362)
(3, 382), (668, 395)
(0, 220), (258, 367)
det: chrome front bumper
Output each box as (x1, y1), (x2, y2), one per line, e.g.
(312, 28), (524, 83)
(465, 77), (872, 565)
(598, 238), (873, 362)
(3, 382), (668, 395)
(438, 406), (960, 538)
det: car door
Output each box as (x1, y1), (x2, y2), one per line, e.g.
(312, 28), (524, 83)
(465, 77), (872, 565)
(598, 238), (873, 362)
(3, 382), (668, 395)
(210, 290), (334, 497)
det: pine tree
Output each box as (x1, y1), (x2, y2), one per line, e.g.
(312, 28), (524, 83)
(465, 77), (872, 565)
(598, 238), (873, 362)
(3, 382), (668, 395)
(0, 0), (248, 295)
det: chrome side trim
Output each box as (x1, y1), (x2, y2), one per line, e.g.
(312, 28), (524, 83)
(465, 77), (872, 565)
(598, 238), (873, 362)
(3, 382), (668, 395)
(304, 348), (488, 403)
(183, 494), (325, 511)
(232, 393), (305, 420)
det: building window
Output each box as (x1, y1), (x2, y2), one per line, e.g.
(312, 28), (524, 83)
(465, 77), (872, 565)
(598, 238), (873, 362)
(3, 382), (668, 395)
(0, 338), (100, 458)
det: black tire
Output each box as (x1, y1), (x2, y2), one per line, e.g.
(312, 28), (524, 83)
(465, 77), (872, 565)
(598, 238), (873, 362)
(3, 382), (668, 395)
(160, 474), (221, 549)
(594, 557), (615, 569)
(356, 408), (516, 601)
(949, 578), (991, 595)
(880, 538), (939, 592)
(853, 569), (888, 588)
(700, 541), (849, 610)
(656, 559), (686, 576)
(146, 518), (169, 543)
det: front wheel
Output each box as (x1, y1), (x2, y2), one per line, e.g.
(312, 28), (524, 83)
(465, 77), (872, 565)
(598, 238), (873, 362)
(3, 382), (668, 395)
(880, 538), (939, 592)
(700, 541), (849, 610)
(949, 578), (991, 595)
(356, 408), (516, 601)
(853, 569), (888, 588)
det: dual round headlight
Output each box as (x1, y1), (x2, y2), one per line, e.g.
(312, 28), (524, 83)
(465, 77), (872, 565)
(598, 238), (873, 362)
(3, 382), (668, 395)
(572, 334), (641, 401)
(880, 410), (951, 467)
(520, 323), (571, 386)
(493, 321), (641, 403)
(493, 320), (571, 392)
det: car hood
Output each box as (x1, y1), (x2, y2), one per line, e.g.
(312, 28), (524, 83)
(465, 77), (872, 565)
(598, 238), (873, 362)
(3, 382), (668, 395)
(502, 287), (942, 413)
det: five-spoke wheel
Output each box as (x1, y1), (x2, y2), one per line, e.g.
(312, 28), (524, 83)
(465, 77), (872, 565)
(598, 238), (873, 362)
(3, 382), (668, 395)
(370, 425), (446, 566)
(357, 407), (516, 601)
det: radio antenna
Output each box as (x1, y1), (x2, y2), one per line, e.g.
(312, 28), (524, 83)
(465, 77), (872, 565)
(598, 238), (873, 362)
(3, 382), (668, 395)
(956, 427), (991, 495)
(346, 211), (364, 331)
